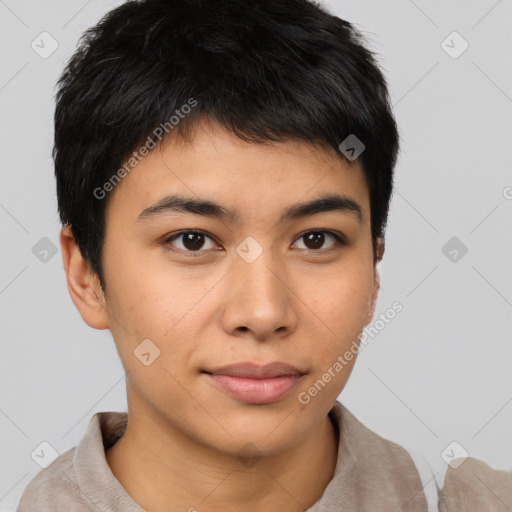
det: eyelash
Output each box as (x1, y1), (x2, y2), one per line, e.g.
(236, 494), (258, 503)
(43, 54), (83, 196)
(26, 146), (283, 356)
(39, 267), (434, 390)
(163, 229), (347, 256)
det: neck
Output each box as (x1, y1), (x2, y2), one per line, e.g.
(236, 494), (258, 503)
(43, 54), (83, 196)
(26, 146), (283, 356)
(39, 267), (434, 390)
(106, 403), (340, 512)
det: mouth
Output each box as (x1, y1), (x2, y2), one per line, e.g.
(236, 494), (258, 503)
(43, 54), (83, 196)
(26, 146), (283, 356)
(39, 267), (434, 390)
(202, 362), (306, 404)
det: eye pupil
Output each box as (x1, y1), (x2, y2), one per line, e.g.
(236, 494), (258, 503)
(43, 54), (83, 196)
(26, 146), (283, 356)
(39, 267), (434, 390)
(304, 232), (325, 250)
(183, 232), (205, 250)
(167, 229), (340, 254)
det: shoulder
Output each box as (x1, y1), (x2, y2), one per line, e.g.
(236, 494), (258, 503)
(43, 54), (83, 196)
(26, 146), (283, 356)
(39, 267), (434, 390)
(16, 447), (89, 511)
(334, 402), (423, 472)
(440, 457), (512, 511)
(328, 402), (429, 511)
(17, 411), (128, 512)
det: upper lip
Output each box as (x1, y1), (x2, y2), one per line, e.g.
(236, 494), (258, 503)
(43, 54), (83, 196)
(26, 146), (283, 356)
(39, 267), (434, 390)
(204, 362), (305, 379)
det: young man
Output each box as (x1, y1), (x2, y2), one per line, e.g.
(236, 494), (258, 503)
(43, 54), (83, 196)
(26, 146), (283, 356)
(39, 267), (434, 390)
(17, 0), (511, 511)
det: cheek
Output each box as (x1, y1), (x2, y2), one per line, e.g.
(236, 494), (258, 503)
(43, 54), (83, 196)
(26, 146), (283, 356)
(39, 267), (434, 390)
(303, 264), (374, 360)
(296, 270), (373, 406)
(103, 254), (211, 378)
(309, 264), (373, 325)
(103, 241), (179, 324)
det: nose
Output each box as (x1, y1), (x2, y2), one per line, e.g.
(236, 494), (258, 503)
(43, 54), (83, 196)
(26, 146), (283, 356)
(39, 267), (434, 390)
(220, 242), (298, 341)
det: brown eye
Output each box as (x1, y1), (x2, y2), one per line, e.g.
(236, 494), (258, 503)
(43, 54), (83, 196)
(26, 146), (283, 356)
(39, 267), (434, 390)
(293, 230), (345, 251)
(164, 230), (216, 252)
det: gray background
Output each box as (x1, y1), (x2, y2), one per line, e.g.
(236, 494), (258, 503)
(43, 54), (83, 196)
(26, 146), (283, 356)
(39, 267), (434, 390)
(1, 0), (511, 509)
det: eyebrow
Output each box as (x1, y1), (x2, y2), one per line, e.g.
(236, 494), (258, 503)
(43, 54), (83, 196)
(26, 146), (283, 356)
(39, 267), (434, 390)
(136, 192), (363, 225)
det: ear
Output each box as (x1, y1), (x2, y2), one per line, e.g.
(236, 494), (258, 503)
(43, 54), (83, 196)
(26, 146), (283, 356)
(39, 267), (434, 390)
(365, 237), (384, 325)
(60, 225), (109, 330)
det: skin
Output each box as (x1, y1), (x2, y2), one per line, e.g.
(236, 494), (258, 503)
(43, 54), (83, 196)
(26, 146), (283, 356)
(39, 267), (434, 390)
(60, 116), (383, 512)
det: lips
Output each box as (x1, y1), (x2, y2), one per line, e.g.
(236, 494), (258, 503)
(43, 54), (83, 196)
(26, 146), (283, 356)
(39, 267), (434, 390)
(204, 361), (304, 379)
(203, 362), (305, 404)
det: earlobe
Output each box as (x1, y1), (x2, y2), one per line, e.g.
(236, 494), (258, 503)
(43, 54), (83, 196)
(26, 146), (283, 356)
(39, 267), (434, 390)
(365, 273), (380, 325)
(376, 236), (385, 263)
(60, 226), (109, 330)
(365, 237), (384, 324)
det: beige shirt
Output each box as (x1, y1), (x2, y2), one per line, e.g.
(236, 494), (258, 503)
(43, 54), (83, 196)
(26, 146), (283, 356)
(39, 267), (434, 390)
(16, 400), (512, 511)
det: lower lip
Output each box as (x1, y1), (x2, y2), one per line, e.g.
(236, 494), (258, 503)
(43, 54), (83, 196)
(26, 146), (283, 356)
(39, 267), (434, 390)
(206, 373), (303, 404)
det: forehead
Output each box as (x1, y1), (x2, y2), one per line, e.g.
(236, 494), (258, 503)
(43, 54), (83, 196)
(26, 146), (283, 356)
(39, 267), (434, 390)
(105, 118), (370, 225)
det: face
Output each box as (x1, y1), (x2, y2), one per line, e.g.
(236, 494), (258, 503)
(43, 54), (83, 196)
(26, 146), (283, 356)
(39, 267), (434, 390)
(87, 117), (380, 457)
